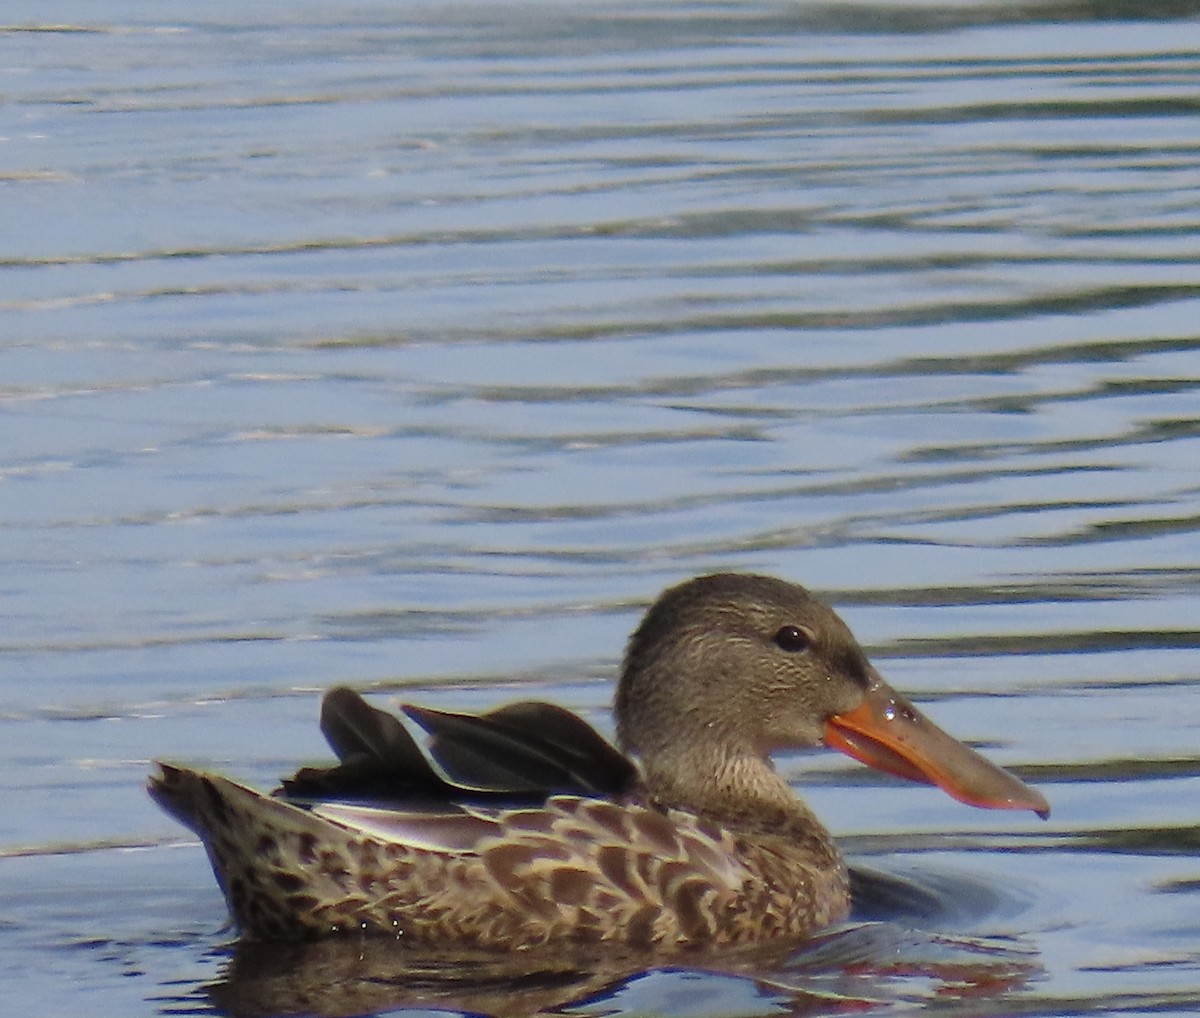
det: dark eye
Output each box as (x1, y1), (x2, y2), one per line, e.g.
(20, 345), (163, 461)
(773, 625), (811, 653)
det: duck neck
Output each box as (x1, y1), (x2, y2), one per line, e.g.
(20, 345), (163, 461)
(640, 746), (831, 842)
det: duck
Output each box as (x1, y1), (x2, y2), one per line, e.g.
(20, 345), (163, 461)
(149, 572), (1048, 948)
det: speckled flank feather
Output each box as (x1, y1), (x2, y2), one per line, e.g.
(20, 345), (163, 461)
(149, 764), (850, 946)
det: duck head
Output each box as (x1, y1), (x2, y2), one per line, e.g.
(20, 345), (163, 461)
(616, 573), (1049, 819)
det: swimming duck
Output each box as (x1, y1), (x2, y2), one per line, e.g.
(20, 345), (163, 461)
(149, 573), (1048, 947)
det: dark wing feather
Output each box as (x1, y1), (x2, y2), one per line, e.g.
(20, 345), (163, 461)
(279, 687), (448, 801)
(318, 685), (426, 767)
(403, 702), (636, 796)
(279, 687), (637, 805)
(485, 702), (637, 793)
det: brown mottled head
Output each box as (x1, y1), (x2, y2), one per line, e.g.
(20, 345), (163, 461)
(616, 573), (1049, 819)
(616, 574), (870, 766)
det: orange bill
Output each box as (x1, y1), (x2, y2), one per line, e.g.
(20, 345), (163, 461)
(824, 670), (1050, 818)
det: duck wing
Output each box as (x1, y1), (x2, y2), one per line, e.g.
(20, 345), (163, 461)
(405, 701), (637, 796)
(279, 687), (636, 805)
(279, 686), (450, 801)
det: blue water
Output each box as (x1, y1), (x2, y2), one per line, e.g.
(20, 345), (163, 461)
(3, 1), (1200, 1015)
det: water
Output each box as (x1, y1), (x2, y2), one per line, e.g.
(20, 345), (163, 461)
(3, 0), (1200, 1014)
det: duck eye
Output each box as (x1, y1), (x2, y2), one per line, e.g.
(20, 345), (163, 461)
(773, 625), (811, 653)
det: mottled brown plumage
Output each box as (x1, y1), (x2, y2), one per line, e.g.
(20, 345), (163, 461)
(149, 573), (1048, 948)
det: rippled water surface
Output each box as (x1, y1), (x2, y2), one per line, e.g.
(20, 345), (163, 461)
(4, 1), (1200, 1015)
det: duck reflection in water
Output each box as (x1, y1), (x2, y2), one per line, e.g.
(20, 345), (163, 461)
(211, 919), (1043, 1018)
